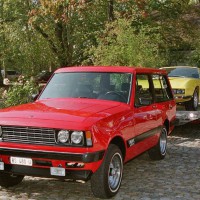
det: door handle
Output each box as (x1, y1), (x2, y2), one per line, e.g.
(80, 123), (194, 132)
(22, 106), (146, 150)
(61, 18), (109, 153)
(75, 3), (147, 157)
(143, 115), (147, 120)
(149, 115), (153, 120)
(152, 105), (157, 109)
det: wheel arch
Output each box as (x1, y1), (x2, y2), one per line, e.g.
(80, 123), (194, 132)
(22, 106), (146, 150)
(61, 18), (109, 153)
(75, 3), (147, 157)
(109, 136), (126, 161)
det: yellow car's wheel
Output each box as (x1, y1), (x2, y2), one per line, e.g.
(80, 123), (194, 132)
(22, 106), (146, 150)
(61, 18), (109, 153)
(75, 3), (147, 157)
(185, 89), (199, 111)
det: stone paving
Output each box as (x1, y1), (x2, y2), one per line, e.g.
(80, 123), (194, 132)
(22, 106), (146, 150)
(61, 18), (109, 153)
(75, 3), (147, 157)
(0, 123), (199, 200)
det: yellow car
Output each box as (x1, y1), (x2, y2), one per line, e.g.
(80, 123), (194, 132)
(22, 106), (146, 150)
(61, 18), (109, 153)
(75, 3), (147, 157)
(160, 66), (200, 111)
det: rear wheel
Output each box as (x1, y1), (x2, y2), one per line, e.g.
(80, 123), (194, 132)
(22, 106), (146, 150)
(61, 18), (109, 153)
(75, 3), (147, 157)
(91, 144), (123, 199)
(185, 89), (199, 111)
(148, 126), (167, 160)
(0, 172), (24, 188)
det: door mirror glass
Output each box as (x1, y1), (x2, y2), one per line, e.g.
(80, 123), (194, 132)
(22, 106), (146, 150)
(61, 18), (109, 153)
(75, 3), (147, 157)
(138, 97), (152, 106)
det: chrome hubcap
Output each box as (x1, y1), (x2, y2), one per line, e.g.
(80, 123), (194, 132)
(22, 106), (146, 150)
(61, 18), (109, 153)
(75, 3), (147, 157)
(160, 128), (167, 155)
(108, 153), (122, 192)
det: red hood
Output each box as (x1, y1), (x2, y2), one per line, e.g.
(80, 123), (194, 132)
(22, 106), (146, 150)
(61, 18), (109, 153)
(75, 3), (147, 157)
(0, 98), (124, 130)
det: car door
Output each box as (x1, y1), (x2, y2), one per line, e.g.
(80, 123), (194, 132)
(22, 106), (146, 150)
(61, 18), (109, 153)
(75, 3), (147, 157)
(126, 74), (159, 161)
(151, 74), (176, 133)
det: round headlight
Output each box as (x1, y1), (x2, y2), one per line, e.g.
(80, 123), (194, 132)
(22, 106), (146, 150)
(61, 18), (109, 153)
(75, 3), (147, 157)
(57, 130), (69, 143)
(71, 131), (83, 144)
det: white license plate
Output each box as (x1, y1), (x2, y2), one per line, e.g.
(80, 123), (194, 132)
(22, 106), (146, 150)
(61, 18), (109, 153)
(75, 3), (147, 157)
(50, 167), (65, 177)
(10, 157), (33, 166)
(0, 162), (4, 170)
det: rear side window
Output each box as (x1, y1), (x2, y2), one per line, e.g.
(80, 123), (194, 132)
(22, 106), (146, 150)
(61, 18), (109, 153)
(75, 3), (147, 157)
(152, 75), (173, 102)
(135, 74), (153, 107)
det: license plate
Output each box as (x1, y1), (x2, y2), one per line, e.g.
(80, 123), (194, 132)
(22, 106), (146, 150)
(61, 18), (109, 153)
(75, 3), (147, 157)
(50, 167), (65, 176)
(0, 162), (4, 170)
(10, 157), (33, 166)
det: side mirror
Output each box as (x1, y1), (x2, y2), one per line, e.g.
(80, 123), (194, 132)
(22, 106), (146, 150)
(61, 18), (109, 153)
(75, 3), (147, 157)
(139, 97), (152, 106)
(31, 94), (39, 102)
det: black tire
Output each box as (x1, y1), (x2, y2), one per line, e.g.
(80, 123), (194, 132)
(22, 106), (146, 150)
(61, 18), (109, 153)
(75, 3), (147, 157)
(185, 89), (199, 111)
(148, 126), (167, 160)
(91, 144), (123, 199)
(0, 172), (24, 188)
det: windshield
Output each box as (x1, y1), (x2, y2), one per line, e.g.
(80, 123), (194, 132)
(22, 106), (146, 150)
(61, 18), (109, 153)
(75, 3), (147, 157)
(39, 72), (132, 103)
(166, 67), (199, 78)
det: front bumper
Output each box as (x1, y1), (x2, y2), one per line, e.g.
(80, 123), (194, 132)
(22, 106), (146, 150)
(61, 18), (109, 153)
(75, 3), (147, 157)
(174, 95), (192, 103)
(0, 148), (105, 181)
(0, 148), (105, 163)
(1, 164), (92, 181)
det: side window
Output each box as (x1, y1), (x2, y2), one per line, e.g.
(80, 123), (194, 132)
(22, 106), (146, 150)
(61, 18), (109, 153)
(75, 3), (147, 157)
(152, 75), (173, 102)
(135, 74), (153, 107)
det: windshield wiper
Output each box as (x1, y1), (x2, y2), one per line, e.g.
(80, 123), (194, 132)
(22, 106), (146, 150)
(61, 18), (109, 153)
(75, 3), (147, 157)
(77, 96), (95, 99)
(78, 96), (88, 98)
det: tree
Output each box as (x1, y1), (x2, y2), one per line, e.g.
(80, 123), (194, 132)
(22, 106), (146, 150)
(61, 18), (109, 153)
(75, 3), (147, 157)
(89, 19), (167, 67)
(90, 0), (200, 66)
(0, 0), (200, 76)
(28, 0), (108, 67)
(0, 0), (59, 76)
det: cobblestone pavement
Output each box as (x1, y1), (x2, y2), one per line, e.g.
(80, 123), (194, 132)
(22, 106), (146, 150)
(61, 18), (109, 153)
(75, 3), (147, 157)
(0, 124), (199, 200)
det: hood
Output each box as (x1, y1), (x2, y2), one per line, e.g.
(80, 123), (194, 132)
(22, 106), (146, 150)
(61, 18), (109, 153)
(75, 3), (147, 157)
(0, 98), (123, 129)
(168, 77), (191, 88)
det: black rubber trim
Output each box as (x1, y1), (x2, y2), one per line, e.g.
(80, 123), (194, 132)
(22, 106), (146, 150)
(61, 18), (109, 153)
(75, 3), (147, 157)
(183, 96), (192, 99)
(0, 148), (105, 163)
(2, 165), (92, 181)
(127, 126), (162, 147)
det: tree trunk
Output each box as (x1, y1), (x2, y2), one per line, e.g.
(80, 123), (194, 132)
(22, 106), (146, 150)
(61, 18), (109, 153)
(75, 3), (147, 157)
(108, 0), (114, 21)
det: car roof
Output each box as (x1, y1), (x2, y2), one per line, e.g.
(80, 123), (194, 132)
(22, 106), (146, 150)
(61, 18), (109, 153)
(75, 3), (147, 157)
(55, 66), (166, 75)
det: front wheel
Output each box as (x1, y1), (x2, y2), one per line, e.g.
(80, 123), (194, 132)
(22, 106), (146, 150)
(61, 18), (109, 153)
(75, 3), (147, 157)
(185, 89), (199, 111)
(148, 126), (167, 160)
(0, 172), (24, 188)
(91, 144), (123, 199)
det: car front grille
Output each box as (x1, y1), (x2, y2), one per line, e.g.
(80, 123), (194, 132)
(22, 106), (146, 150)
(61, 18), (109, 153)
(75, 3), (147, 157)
(1, 126), (56, 146)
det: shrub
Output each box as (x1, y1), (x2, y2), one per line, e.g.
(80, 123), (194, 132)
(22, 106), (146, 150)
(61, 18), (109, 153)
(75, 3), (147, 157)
(190, 39), (200, 67)
(88, 19), (167, 68)
(2, 78), (39, 108)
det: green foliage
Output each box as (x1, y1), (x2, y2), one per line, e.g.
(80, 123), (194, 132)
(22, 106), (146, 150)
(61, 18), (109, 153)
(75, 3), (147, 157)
(110, 0), (200, 66)
(0, 0), (200, 78)
(190, 38), (200, 67)
(3, 79), (39, 108)
(89, 19), (167, 67)
(0, 0), (59, 76)
(28, 0), (108, 66)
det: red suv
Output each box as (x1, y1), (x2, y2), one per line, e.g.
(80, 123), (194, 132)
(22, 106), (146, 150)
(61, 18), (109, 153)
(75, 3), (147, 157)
(0, 66), (176, 198)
